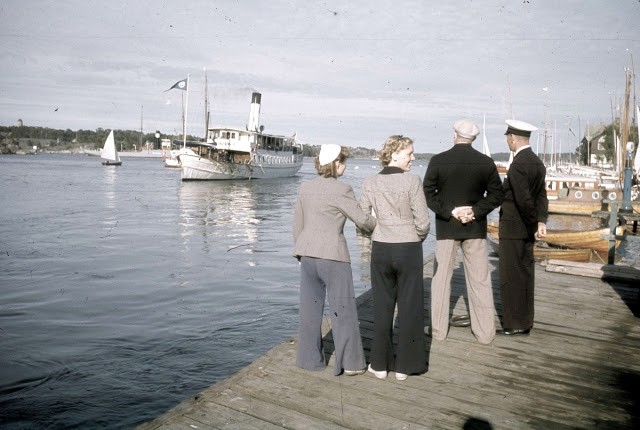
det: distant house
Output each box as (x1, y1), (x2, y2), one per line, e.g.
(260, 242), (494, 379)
(583, 124), (612, 168)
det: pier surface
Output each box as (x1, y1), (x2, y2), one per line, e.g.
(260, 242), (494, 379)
(137, 255), (639, 429)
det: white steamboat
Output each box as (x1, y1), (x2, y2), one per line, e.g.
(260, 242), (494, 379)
(180, 92), (304, 180)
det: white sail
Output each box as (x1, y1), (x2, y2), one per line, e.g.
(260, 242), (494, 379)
(101, 130), (121, 163)
(482, 114), (491, 157)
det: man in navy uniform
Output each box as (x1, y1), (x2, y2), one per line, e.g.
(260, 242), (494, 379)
(498, 119), (548, 336)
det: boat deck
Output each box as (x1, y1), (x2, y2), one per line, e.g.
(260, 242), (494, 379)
(136, 255), (640, 430)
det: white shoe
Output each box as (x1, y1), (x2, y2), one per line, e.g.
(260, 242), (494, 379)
(343, 369), (366, 376)
(395, 372), (408, 381)
(367, 364), (387, 379)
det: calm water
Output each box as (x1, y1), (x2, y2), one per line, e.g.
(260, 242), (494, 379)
(0, 155), (431, 429)
(1, 154), (637, 429)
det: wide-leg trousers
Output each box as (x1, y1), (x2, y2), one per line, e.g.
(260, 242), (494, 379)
(369, 241), (426, 375)
(430, 238), (496, 344)
(297, 257), (366, 376)
(499, 238), (535, 330)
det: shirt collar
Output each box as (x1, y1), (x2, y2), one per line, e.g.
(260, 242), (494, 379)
(514, 145), (531, 156)
(380, 166), (405, 175)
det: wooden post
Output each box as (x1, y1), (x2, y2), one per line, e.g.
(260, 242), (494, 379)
(607, 202), (618, 264)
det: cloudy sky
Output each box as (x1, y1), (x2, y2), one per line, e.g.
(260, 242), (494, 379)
(1, 0), (638, 153)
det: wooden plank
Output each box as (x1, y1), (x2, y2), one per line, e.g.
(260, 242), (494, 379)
(137, 255), (640, 430)
(544, 262), (640, 282)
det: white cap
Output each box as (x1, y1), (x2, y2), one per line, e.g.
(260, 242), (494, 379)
(505, 119), (537, 137)
(319, 144), (341, 166)
(453, 118), (480, 139)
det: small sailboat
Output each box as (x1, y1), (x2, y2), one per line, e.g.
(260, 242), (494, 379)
(101, 130), (122, 166)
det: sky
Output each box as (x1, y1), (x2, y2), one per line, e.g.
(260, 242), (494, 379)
(1, 0), (638, 154)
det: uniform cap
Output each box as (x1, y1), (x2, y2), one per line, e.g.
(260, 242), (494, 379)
(504, 119), (537, 137)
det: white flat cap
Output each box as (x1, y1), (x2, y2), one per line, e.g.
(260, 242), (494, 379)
(318, 144), (341, 166)
(453, 118), (480, 139)
(505, 119), (537, 137)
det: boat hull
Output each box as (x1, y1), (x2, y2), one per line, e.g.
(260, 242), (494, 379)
(101, 160), (122, 166)
(548, 200), (640, 216)
(487, 221), (624, 253)
(487, 231), (594, 262)
(180, 153), (302, 180)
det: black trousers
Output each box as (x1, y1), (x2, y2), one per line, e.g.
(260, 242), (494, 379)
(499, 238), (535, 329)
(369, 241), (426, 375)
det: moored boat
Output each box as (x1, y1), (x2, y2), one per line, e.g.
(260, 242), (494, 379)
(547, 187), (640, 215)
(545, 174), (599, 200)
(179, 92), (303, 180)
(487, 221), (625, 253)
(486, 230), (594, 262)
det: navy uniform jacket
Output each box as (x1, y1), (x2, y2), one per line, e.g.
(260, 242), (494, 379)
(499, 147), (548, 240)
(423, 144), (504, 240)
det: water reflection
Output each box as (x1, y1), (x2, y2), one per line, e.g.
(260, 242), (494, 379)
(355, 230), (372, 283)
(103, 166), (117, 208)
(178, 181), (259, 252)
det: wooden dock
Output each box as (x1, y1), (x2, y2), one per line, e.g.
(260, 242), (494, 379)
(136, 255), (640, 430)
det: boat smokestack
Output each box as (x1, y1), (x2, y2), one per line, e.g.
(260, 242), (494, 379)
(248, 92), (261, 132)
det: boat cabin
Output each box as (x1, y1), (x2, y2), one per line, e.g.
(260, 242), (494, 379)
(207, 127), (297, 154)
(545, 176), (599, 199)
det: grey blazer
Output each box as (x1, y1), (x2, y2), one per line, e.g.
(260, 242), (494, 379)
(293, 176), (376, 263)
(359, 168), (430, 243)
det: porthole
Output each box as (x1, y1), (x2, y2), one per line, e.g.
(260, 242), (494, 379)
(575, 191), (583, 199)
(608, 192), (617, 200)
(591, 191), (600, 200)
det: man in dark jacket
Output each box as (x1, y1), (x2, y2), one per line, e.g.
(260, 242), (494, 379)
(498, 119), (548, 336)
(423, 118), (504, 344)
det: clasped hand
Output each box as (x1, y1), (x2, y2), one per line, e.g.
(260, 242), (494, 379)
(452, 206), (474, 224)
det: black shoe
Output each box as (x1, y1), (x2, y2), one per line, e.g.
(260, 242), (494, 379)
(497, 328), (530, 336)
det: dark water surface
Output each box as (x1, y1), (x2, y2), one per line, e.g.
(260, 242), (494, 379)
(0, 154), (422, 429)
(1, 154), (637, 429)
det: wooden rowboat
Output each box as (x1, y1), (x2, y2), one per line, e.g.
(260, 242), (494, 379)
(487, 221), (624, 253)
(486, 231), (594, 262)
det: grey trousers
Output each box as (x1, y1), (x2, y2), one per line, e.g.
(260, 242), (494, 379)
(431, 238), (496, 344)
(297, 257), (366, 375)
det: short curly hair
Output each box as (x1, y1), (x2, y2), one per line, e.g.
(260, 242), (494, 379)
(378, 135), (414, 167)
(315, 146), (349, 177)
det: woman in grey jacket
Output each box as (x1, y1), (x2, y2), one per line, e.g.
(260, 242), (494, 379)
(293, 144), (377, 376)
(359, 135), (430, 381)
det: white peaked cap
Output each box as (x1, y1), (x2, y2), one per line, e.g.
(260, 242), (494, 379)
(504, 119), (537, 137)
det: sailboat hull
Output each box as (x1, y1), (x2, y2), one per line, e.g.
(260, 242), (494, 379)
(102, 160), (122, 166)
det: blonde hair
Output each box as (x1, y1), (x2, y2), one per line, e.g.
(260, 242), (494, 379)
(315, 146), (349, 178)
(378, 135), (414, 167)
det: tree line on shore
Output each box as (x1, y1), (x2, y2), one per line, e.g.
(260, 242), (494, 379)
(1, 123), (597, 164)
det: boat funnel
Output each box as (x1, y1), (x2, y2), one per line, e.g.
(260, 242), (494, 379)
(248, 92), (261, 132)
